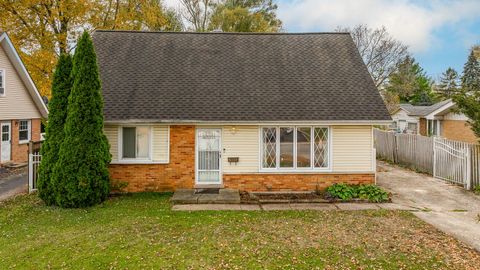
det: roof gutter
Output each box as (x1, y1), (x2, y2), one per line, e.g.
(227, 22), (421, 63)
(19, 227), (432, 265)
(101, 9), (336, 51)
(104, 119), (393, 126)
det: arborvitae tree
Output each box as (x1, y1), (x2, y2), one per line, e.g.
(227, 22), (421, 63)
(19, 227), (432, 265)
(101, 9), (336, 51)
(454, 48), (480, 142)
(51, 32), (111, 208)
(437, 67), (459, 98)
(37, 54), (73, 205)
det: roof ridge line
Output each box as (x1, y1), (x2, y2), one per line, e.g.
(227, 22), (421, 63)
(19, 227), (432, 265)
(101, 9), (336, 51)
(93, 29), (351, 35)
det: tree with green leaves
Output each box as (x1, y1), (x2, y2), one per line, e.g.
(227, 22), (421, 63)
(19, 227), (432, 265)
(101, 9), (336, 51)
(386, 56), (435, 106)
(52, 32), (111, 208)
(436, 67), (459, 98)
(37, 54), (73, 205)
(180, 0), (281, 32)
(209, 0), (282, 32)
(454, 48), (480, 141)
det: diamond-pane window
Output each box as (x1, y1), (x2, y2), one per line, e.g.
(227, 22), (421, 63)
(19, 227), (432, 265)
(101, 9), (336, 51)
(262, 128), (276, 168)
(314, 128), (328, 168)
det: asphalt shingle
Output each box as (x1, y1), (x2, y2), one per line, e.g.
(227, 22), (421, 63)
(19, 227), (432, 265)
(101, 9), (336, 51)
(92, 30), (391, 122)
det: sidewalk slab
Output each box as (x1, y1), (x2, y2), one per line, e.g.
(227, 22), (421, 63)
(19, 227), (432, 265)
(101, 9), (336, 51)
(289, 203), (337, 210)
(377, 203), (418, 211)
(172, 204), (243, 211)
(335, 203), (380, 210)
(240, 204), (262, 211)
(261, 204), (292, 211)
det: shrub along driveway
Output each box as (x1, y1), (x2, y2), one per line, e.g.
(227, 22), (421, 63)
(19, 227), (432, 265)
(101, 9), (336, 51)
(377, 161), (480, 252)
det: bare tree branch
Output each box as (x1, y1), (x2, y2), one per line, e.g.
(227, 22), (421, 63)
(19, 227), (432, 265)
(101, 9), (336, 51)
(179, 0), (213, 32)
(336, 24), (409, 88)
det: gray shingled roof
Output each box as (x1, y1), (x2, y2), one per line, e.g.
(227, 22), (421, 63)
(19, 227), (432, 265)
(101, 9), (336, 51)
(92, 30), (391, 122)
(399, 99), (452, 117)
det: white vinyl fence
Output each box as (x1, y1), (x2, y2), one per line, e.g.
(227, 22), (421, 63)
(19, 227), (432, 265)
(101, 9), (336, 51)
(28, 141), (42, 193)
(374, 129), (480, 190)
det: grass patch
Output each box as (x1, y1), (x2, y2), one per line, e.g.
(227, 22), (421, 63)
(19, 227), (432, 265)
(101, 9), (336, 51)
(1, 193), (479, 269)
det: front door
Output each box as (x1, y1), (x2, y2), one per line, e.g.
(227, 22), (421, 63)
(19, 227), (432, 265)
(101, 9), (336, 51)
(1, 122), (11, 162)
(196, 128), (222, 185)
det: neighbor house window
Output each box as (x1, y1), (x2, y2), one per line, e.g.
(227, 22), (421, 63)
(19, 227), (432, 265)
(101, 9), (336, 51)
(261, 126), (329, 170)
(0, 70), (4, 96)
(18, 120), (30, 143)
(121, 126), (150, 159)
(407, 122), (418, 133)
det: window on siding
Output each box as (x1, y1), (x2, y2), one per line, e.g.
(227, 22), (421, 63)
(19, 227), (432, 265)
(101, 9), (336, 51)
(18, 120), (30, 142)
(262, 127), (276, 168)
(261, 126), (330, 170)
(280, 127), (294, 168)
(0, 70), (4, 96)
(313, 127), (329, 168)
(122, 127), (150, 159)
(297, 127), (311, 168)
(407, 122), (417, 133)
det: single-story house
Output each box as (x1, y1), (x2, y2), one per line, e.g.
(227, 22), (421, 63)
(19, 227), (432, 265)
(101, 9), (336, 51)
(92, 30), (391, 192)
(0, 32), (48, 164)
(391, 99), (477, 143)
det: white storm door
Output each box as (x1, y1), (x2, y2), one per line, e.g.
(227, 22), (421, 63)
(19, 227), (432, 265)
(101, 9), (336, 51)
(1, 122), (11, 162)
(196, 128), (222, 184)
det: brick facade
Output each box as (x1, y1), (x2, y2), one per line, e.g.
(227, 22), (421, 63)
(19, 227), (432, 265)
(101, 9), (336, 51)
(109, 125), (196, 192)
(441, 120), (478, 144)
(109, 125), (376, 192)
(223, 173), (375, 191)
(1, 118), (41, 163)
(419, 118), (427, 136)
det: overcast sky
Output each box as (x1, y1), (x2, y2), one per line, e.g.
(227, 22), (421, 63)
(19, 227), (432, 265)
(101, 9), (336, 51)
(164, 0), (480, 79)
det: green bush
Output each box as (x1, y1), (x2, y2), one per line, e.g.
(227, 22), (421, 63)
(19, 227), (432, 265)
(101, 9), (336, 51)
(356, 185), (390, 202)
(474, 185), (480, 195)
(326, 184), (389, 202)
(37, 54), (73, 205)
(326, 184), (355, 201)
(52, 32), (111, 208)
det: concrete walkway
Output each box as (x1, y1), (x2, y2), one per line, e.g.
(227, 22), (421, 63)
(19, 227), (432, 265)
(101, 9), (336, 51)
(377, 161), (480, 252)
(172, 202), (414, 211)
(0, 172), (28, 201)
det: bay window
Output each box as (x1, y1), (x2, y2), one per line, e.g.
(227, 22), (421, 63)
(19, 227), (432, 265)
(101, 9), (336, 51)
(121, 126), (151, 160)
(261, 126), (330, 170)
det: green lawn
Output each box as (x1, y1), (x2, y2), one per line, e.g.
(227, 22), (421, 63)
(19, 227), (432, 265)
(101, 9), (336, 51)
(1, 193), (479, 269)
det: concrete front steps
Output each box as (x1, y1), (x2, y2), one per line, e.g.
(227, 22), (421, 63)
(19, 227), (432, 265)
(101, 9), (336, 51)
(171, 188), (241, 204)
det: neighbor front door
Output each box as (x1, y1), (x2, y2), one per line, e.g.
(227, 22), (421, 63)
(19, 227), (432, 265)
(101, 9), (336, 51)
(196, 128), (222, 185)
(1, 122), (11, 162)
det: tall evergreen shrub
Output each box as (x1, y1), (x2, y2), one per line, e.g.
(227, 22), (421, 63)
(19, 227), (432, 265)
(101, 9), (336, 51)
(52, 32), (111, 208)
(37, 54), (73, 205)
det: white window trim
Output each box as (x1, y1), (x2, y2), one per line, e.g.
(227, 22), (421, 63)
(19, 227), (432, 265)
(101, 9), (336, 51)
(18, 120), (31, 144)
(117, 125), (153, 163)
(0, 69), (5, 97)
(258, 126), (332, 173)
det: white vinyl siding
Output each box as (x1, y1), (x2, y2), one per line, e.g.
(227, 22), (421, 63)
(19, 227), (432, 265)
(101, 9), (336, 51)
(104, 125), (118, 162)
(332, 126), (373, 172)
(222, 126), (259, 173)
(152, 126), (169, 163)
(0, 45), (42, 120)
(104, 125), (169, 164)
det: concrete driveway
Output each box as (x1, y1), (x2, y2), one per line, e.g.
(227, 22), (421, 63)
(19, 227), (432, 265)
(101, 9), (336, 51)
(377, 161), (480, 252)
